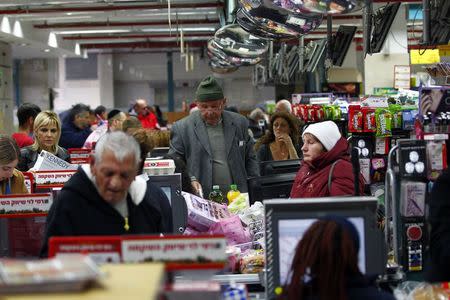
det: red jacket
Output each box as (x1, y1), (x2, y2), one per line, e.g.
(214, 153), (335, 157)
(290, 137), (364, 198)
(138, 112), (158, 129)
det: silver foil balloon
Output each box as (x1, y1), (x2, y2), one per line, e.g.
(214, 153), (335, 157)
(214, 24), (269, 58)
(238, 0), (323, 38)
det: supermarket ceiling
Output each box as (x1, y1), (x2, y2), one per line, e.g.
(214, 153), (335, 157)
(0, 0), (423, 58)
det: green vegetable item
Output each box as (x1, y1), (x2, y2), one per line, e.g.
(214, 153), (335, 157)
(375, 109), (392, 137)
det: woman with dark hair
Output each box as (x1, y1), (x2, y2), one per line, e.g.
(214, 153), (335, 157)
(255, 112), (302, 161)
(0, 135), (28, 194)
(281, 218), (394, 300)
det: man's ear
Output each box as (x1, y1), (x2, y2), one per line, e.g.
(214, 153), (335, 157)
(90, 156), (96, 176)
(223, 98), (227, 106)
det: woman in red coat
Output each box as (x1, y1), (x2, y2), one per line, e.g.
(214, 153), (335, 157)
(290, 120), (363, 198)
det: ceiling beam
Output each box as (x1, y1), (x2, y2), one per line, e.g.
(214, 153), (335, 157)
(82, 40), (206, 49)
(63, 33), (213, 40)
(34, 19), (219, 29)
(0, 2), (224, 15)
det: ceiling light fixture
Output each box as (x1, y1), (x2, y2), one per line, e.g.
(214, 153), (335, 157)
(1, 16), (11, 34)
(82, 49), (88, 59)
(75, 43), (81, 55)
(48, 32), (58, 48)
(13, 20), (23, 37)
(43, 48), (51, 52)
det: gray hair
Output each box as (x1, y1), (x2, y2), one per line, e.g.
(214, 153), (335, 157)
(94, 131), (141, 167)
(276, 99), (292, 113)
(248, 108), (265, 121)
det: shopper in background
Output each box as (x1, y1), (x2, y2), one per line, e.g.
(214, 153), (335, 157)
(131, 129), (172, 233)
(426, 168), (450, 282)
(255, 112), (301, 162)
(122, 116), (142, 135)
(59, 103), (92, 149)
(83, 109), (127, 149)
(169, 75), (259, 197)
(41, 132), (164, 257)
(153, 105), (167, 127)
(247, 107), (268, 140)
(280, 217), (394, 300)
(275, 99), (292, 114)
(0, 135), (28, 194)
(12, 103), (41, 148)
(18, 111), (70, 172)
(133, 99), (159, 129)
(290, 120), (363, 198)
(94, 105), (107, 124)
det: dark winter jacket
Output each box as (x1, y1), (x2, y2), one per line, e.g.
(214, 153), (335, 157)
(59, 120), (92, 149)
(18, 146), (70, 172)
(40, 166), (164, 257)
(290, 137), (363, 198)
(426, 168), (450, 282)
(294, 275), (395, 300)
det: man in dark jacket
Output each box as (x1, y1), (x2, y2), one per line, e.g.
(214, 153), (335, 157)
(41, 131), (164, 257)
(59, 103), (92, 149)
(426, 168), (450, 282)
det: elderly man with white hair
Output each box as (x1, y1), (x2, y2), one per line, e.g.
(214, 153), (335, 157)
(41, 131), (164, 257)
(275, 99), (292, 114)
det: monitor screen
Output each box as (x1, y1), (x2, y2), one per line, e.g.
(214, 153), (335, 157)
(248, 172), (296, 204)
(278, 217), (365, 284)
(303, 39), (327, 73)
(148, 174), (187, 233)
(260, 159), (301, 176)
(264, 197), (385, 300)
(150, 147), (170, 158)
(369, 2), (401, 54)
(331, 26), (357, 67)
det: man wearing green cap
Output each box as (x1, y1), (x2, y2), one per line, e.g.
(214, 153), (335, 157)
(169, 75), (259, 197)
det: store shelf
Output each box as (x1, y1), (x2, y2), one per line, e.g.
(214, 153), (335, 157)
(212, 273), (261, 285)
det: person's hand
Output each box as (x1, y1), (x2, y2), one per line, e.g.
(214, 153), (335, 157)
(191, 180), (204, 198)
(277, 134), (294, 148)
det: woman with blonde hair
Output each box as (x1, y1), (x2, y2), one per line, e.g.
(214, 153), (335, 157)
(18, 111), (70, 171)
(0, 135), (28, 194)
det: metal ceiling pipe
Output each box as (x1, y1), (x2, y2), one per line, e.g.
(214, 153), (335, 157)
(0, 2), (224, 15)
(34, 19), (219, 28)
(226, 0), (236, 24)
(63, 33), (213, 40)
(82, 40), (206, 48)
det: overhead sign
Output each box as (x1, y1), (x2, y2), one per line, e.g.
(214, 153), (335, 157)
(410, 49), (440, 65)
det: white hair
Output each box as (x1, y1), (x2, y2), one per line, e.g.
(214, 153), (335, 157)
(94, 131), (141, 167)
(276, 99), (292, 113)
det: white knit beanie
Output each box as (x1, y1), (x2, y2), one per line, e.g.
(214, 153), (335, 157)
(302, 120), (341, 151)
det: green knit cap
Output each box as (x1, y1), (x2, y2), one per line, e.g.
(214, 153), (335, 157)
(195, 75), (224, 102)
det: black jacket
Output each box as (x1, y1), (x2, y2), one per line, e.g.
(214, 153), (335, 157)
(18, 146), (70, 172)
(426, 168), (450, 282)
(300, 275), (395, 300)
(41, 167), (164, 257)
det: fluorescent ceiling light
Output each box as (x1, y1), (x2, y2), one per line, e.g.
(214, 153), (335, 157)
(82, 49), (88, 59)
(48, 32), (58, 48)
(55, 29), (131, 35)
(75, 43), (81, 55)
(13, 20), (23, 37)
(1, 16), (11, 34)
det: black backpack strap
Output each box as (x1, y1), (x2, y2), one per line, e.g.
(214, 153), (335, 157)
(328, 160), (341, 194)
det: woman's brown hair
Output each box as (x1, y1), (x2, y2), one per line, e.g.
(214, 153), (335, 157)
(255, 112), (302, 151)
(0, 135), (20, 165)
(280, 219), (361, 300)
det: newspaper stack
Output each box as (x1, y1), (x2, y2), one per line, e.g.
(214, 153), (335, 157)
(32, 150), (78, 171)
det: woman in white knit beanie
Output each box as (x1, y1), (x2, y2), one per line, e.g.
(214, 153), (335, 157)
(290, 120), (363, 198)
